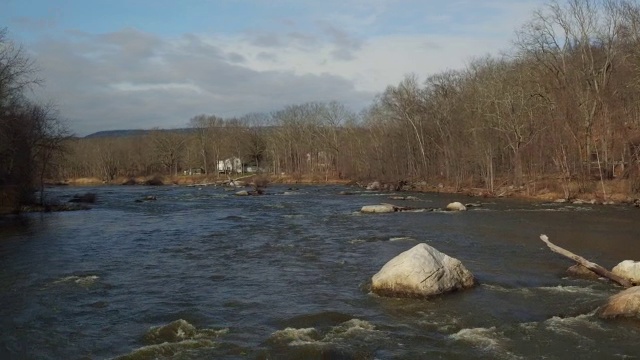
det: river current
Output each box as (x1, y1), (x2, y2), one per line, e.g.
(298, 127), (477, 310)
(1, 185), (639, 359)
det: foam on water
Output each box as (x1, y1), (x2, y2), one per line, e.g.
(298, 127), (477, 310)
(270, 327), (320, 346)
(116, 319), (228, 359)
(508, 206), (593, 212)
(450, 327), (521, 359)
(389, 236), (415, 242)
(114, 339), (216, 360)
(450, 327), (501, 350)
(543, 311), (606, 335)
(534, 285), (603, 296)
(52, 275), (99, 287)
(349, 239), (366, 244)
(483, 283), (605, 297)
(269, 319), (378, 347)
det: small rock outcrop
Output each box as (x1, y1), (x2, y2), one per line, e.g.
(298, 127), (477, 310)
(598, 286), (640, 319)
(445, 202), (467, 211)
(361, 204), (396, 213)
(142, 319), (197, 344)
(371, 243), (475, 298)
(366, 181), (381, 191)
(612, 260), (640, 284)
(566, 264), (600, 280)
(235, 190), (249, 196)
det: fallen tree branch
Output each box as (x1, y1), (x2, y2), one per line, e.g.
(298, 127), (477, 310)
(539, 234), (632, 288)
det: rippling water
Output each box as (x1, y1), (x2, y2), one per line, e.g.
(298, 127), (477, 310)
(1, 185), (639, 359)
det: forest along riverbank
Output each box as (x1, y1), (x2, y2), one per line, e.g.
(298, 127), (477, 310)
(1, 185), (639, 359)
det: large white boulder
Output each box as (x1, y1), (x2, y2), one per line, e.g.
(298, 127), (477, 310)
(612, 260), (640, 284)
(598, 286), (640, 319)
(445, 202), (467, 211)
(371, 243), (475, 298)
(361, 204), (396, 213)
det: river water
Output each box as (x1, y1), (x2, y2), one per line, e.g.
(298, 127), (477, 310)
(1, 185), (639, 359)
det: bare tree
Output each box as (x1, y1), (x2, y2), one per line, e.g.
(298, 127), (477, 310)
(150, 129), (187, 176)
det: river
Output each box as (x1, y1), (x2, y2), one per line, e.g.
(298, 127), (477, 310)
(0, 185), (639, 359)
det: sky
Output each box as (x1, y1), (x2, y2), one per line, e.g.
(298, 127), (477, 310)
(1, 0), (547, 135)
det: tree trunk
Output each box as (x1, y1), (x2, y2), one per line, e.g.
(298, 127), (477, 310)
(539, 235), (632, 288)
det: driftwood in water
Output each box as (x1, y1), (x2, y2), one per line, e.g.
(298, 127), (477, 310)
(539, 234), (632, 288)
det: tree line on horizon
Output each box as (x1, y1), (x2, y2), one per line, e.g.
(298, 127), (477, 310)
(4, 0), (640, 214)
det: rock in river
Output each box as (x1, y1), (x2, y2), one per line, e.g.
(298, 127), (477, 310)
(371, 243), (475, 298)
(566, 264), (600, 280)
(612, 260), (640, 284)
(361, 204), (396, 213)
(598, 286), (640, 319)
(445, 202), (467, 211)
(143, 319), (197, 344)
(366, 181), (381, 191)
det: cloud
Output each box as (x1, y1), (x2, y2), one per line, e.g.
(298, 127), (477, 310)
(29, 29), (373, 135)
(13, 0), (547, 135)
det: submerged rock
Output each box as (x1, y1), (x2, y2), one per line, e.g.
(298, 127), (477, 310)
(69, 192), (97, 204)
(235, 190), (249, 196)
(464, 203), (482, 208)
(135, 195), (157, 203)
(598, 286), (640, 319)
(371, 243), (475, 298)
(612, 260), (640, 284)
(360, 204), (396, 213)
(445, 202), (467, 211)
(116, 339), (215, 360)
(114, 319), (229, 359)
(143, 319), (197, 344)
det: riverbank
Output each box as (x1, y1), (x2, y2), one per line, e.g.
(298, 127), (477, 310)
(54, 175), (640, 206)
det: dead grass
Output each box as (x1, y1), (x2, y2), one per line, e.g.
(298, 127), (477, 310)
(68, 177), (103, 185)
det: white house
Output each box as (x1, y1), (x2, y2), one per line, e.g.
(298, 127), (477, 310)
(217, 157), (243, 174)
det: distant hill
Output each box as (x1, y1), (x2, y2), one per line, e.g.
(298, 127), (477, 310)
(84, 128), (195, 139)
(84, 129), (150, 138)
